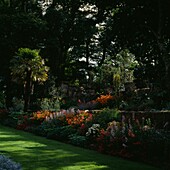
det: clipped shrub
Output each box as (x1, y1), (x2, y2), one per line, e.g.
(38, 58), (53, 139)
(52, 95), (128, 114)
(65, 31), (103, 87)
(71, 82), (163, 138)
(0, 155), (22, 170)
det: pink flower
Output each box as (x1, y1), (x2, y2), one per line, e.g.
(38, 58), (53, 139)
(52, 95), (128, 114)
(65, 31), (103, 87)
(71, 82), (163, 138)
(80, 123), (85, 129)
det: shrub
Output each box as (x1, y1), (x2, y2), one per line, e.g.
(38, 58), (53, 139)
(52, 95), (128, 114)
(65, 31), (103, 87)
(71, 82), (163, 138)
(0, 155), (22, 170)
(40, 98), (60, 112)
(1, 111), (24, 128)
(60, 99), (78, 109)
(135, 129), (170, 164)
(69, 134), (87, 147)
(46, 125), (77, 141)
(10, 98), (24, 112)
(0, 109), (8, 120)
(93, 108), (120, 129)
(0, 91), (6, 109)
(77, 100), (99, 110)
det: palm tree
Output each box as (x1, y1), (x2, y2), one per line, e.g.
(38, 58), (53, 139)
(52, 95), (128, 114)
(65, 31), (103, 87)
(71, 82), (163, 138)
(10, 48), (49, 112)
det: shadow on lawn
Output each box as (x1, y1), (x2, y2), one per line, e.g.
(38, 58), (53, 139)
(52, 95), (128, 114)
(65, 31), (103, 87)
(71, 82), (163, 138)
(0, 125), (160, 170)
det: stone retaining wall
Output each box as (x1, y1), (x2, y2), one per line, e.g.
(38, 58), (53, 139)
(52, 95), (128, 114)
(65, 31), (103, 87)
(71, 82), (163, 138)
(120, 110), (170, 130)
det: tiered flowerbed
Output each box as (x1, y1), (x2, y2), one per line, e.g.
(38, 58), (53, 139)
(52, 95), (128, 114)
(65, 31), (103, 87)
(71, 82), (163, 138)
(0, 108), (169, 169)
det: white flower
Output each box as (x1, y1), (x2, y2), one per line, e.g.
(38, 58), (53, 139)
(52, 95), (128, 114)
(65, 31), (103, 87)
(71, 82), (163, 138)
(122, 143), (128, 148)
(143, 125), (150, 131)
(86, 124), (100, 137)
(92, 124), (100, 128)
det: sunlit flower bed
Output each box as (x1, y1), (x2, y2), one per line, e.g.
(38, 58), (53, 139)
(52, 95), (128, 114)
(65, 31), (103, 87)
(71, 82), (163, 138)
(1, 108), (169, 169)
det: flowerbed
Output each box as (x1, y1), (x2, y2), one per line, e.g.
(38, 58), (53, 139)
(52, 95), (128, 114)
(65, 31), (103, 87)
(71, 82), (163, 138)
(0, 108), (169, 169)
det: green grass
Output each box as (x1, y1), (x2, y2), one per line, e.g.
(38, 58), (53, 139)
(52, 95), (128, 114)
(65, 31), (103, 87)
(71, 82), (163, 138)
(0, 125), (160, 170)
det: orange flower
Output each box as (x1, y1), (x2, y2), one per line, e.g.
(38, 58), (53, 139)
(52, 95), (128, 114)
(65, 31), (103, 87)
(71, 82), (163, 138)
(33, 110), (52, 120)
(96, 94), (114, 105)
(65, 111), (93, 126)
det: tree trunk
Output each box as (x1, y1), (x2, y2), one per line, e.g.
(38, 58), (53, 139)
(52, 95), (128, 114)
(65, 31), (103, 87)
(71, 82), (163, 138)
(98, 46), (106, 67)
(5, 75), (13, 109)
(24, 70), (32, 112)
(86, 40), (90, 67)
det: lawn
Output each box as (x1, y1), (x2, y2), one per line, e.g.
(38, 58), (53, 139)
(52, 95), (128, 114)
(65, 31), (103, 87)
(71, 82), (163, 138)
(0, 125), (160, 170)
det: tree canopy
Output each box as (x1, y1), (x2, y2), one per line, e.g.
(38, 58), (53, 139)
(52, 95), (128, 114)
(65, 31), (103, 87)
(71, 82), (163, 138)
(0, 0), (170, 109)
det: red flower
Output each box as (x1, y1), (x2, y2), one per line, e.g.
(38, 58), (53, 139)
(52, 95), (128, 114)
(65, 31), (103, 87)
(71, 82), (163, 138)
(133, 141), (141, 145)
(128, 129), (135, 138)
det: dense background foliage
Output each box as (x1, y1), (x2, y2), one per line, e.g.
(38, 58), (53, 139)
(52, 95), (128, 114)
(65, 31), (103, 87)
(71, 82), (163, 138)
(0, 0), (170, 110)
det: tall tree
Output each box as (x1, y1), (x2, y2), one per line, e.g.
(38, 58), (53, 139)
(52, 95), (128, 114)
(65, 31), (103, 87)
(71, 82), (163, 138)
(10, 48), (49, 111)
(0, 2), (47, 107)
(110, 0), (170, 89)
(43, 0), (111, 84)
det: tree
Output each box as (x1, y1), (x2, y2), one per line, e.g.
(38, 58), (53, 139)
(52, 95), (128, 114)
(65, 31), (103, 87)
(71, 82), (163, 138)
(43, 0), (112, 84)
(1, 0), (170, 108)
(94, 49), (138, 94)
(0, 2), (47, 108)
(111, 0), (170, 88)
(10, 48), (49, 112)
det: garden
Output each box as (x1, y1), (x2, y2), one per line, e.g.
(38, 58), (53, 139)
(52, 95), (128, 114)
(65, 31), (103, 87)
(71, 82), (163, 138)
(0, 94), (170, 169)
(0, 1), (170, 170)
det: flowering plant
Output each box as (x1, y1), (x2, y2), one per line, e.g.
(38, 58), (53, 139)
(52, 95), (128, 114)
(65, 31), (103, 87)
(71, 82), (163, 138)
(96, 94), (114, 105)
(95, 128), (129, 156)
(90, 115), (156, 159)
(32, 110), (52, 121)
(86, 124), (100, 137)
(16, 114), (29, 130)
(66, 111), (93, 127)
